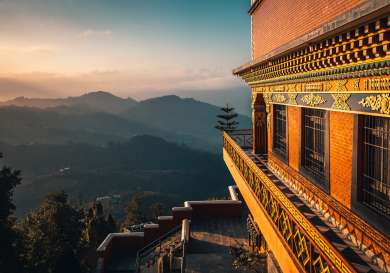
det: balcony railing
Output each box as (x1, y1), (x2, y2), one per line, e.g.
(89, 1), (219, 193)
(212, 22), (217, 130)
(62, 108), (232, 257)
(227, 129), (253, 149)
(223, 131), (358, 273)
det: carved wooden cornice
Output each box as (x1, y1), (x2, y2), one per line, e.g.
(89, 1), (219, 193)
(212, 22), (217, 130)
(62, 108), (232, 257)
(235, 15), (390, 100)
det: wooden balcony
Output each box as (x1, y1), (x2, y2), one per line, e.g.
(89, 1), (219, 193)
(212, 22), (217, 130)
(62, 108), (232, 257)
(223, 131), (385, 273)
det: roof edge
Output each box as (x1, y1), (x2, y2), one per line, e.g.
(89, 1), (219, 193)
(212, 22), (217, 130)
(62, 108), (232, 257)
(234, 0), (390, 76)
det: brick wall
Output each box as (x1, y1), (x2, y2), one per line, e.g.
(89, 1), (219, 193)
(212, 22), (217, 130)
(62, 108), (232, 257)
(252, 0), (365, 60)
(329, 111), (354, 208)
(288, 106), (300, 172)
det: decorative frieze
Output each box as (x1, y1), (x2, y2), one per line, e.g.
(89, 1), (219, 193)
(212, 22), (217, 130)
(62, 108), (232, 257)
(331, 93), (351, 111)
(359, 94), (390, 115)
(251, 76), (388, 95)
(334, 80), (348, 92)
(273, 94), (287, 103)
(257, 92), (390, 116)
(364, 78), (390, 91)
(272, 85), (285, 92)
(301, 93), (326, 106)
(288, 94), (298, 105)
(305, 82), (323, 92)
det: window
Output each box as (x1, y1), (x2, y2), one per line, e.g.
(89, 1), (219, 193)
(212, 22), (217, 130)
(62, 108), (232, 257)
(360, 116), (390, 218)
(273, 105), (287, 160)
(301, 108), (327, 185)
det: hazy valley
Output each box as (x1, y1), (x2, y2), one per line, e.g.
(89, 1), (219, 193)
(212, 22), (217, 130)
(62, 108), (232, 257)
(0, 91), (250, 217)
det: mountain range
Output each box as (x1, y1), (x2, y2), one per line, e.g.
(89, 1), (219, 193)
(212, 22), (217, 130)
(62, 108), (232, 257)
(0, 91), (249, 216)
(0, 91), (251, 151)
(0, 91), (138, 114)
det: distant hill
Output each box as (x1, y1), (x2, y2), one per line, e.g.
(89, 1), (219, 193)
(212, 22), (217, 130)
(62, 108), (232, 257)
(0, 92), (251, 151)
(0, 106), (157, 145)
(122, 95), (251, 148)
(0, 91), (138, 114)
(0, 135), (232, 216)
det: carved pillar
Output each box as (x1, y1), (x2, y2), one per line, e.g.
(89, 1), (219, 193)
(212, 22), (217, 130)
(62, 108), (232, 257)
(252, 93), (268, 155)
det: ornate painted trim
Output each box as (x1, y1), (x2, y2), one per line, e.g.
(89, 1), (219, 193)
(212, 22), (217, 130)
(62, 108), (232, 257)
(359, 94), (390, 115)
(262, 93), (272, 113)
(364, 78), (390, 91)
(267, 155), (390, 271)
(288, 93), (298, 105)
(301, 93), (326, 106)
(252, 75), (390, 94)
(257, 92), (390, 117)
(273, 94), (287, 103)
(223, 133), (357, 273)
(331, 93), (351, 111)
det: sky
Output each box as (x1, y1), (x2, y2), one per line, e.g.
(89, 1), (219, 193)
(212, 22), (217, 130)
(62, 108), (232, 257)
(0, 0), (251, 103)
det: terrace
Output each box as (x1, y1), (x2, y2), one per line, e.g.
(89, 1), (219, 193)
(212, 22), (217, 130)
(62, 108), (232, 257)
(224, 130), (388, 273)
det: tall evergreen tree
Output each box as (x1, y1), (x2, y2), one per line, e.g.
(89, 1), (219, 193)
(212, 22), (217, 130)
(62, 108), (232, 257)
(121, 194), (145, 229)
(83, 203), (116, 249)
(215, 104), (239, 131)
(150, 202), (164, 219)
(19, 191), (85, 273)
(0, 152), (22, 273)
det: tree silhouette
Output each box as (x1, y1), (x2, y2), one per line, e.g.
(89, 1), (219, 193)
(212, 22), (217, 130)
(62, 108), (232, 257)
(0, 152), (22, 273)
(121, 194), (145, 229)
(150, 202), (164, 219)
(83, 202), (116, 249)
(20, 191), (85, 273)
(215, 104), (238, 131)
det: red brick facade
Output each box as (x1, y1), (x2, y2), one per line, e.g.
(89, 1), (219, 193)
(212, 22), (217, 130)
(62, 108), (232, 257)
(252, 0), (366, 60)
(329, 111), (354, 209)
(287, 106), (300, 172)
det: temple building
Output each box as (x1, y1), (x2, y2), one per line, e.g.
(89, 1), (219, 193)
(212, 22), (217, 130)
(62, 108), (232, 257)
(97, 1), (390, 272)
(225, 0), (390, 272)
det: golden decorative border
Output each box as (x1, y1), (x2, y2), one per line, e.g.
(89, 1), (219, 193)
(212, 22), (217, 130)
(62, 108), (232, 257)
(359, 94), (390, 115)
(301, 93), (326, 106)
(331, 93), (351, 111)
(252, 91), (390, 118)
(224, 132), (357, 273)
(252, 76), (390, 94)
(267, 155), (390, 269)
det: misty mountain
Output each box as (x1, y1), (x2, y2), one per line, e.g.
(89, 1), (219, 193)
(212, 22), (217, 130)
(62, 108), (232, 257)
(0, 92), (250, 151)
(175, 87), (252, 116)
(123, 95), (251, 147)
(0, 106), (155, 145)
(0, 91), (138, 114)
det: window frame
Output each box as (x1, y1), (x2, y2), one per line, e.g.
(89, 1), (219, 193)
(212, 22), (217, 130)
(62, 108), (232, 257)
(357, 115), (390, 219)
(272, 104), (288, 162)
(300, 108), (329, 191)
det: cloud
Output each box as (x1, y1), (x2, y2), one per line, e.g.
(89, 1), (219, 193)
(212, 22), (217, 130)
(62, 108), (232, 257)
(0, 67), (245, 101)
(79, 29), (113, 38)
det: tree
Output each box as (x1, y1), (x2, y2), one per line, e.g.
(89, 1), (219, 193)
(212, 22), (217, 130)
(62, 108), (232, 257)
(215, 104), (239, 131)
(106, 214), (116, 234)
(121, 194), (145, 229)
(0, 152), (22, 273)
(19, 191), (85, 273)
(83, 203), (116, 249)
(150, 202), (164, 219)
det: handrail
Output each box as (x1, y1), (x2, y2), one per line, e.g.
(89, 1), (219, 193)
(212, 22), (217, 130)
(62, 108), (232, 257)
(135, 224), (182, 272)
(224, 131), (358, 273)
(227, 129), (253, 149)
